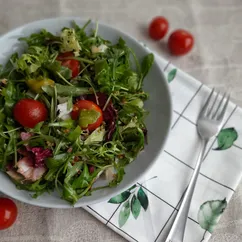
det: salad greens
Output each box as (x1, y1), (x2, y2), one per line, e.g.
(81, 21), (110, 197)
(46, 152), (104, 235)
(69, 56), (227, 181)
(0, 20), (154, 204)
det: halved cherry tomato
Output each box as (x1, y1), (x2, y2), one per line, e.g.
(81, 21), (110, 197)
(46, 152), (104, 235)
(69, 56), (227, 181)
(149, 16), (169, 40)
(168, 29), (194, 56)
(0, 198), (18, 230)
(57, 52), (80, 78)
(71, 100), (103, 131)
(13, 99), (48, 128)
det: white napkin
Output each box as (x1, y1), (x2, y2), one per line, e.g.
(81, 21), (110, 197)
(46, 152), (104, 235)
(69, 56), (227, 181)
(84, 50), (242, 242)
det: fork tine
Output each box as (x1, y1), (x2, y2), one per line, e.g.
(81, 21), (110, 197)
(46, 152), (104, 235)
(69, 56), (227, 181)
(207, 91), (220, 117)
(199, 88), (215, 117)
(216, 94), (230, 121)
(212, 92), (226, 119)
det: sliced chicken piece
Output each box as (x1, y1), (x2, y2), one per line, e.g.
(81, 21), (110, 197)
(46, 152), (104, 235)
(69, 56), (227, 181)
(105, 167), (116, 181)
(32, 166), (47, 181)
(17, 157), (34, 180)
(17, 157), (47, 182)
(6, 169), (24, 182)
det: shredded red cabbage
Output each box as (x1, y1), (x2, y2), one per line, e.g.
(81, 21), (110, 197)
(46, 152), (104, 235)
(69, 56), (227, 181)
(18, 146), (52, 168)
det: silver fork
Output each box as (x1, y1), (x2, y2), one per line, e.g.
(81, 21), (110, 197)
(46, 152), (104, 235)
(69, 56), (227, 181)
(165, 89), (230, 242)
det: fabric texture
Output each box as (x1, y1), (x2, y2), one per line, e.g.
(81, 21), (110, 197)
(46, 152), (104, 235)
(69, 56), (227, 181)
(0, 0), (242, 241)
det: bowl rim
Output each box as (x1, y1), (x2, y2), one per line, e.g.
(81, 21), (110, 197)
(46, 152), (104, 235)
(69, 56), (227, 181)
(0, 17), (173, 208)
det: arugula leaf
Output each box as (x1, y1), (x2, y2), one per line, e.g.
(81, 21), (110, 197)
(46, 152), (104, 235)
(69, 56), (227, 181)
(31, 121), (44, 133)
(138, 53), (154, 89)
(119, 103), (148, 126)
(94, 60), (111, 92)
(84, 126), (105, 145)
(49, 119), (75, 129)
(109, 167), (125, 187)
(67, 126), (82, 142)
(59, 66), (72, 80)
(121, 127), (145, 157)
(2, 130), (16, 169)
(16, 179), (51, 193)
(44, 167), (59, 181)
(62, 162), (84, 203)
(0, 53), (20, 79)
(19, 29), (60, 46)
(46, 60), (72, 80)
(1, 81), (21, 116)
(141, 53), (154, 78)
(72, 163), (89, 189)
(46, 153), (68, 169)
(42, 83), (90, 97)
(65, 162), (83, 183)
(123, 71), (139, 92)
(17, 46), (50, 76)
(62, 183), (79, 204)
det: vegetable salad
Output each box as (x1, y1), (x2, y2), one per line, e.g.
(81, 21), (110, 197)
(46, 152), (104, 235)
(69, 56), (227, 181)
(0, 20), (154, 204)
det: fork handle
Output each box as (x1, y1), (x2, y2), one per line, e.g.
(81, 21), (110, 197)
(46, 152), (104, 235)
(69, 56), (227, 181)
(165, 139), (208, 242)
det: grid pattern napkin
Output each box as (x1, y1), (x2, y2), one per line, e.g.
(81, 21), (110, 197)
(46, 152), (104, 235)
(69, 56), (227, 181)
(83, 48), (242, 242)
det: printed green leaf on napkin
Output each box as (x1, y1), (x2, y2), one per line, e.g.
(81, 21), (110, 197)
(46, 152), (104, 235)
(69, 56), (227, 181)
(198, 198), (227, 233)
(167, 68), (177, 83)
(137, 187), (149, 210)
(119, 200), (131, 227)
(131, 194), (141, 219)
(108, 191), (131, 204)
(108, 184), (150, 227)
(214, 128), (238, 150)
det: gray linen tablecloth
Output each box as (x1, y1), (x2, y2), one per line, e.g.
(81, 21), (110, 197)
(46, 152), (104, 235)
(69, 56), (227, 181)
(0, 0), (242, 241)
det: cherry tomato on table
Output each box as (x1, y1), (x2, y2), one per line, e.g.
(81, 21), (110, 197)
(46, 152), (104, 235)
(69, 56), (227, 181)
(148, 16), (169, 40)
(71, 100), (103, 131)
(57, 52), (80, 78)
(0, 198), (18, 230)
(168, 29), (194, 56)
(13, 99), (48, 128)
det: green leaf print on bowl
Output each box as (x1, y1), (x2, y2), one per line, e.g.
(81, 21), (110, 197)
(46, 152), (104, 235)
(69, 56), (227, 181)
(214, 127), (238, 150)
(198, 198), (227, 236)
(108, 184), (150, 227)
(167, 68), (177, 83)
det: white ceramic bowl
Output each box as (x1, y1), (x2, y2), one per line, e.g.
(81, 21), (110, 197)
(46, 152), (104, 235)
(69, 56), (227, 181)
(0, 17), (172, 208)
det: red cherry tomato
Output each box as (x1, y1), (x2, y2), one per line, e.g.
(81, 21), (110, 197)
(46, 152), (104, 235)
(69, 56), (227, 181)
(149, 16), (169, 40)
(0, 198), (18, 230)
(71, 100), (103, 131)
(13, 99), (48, 128)
(168, 29), (194, 56)
(57, 52), (80, 78)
